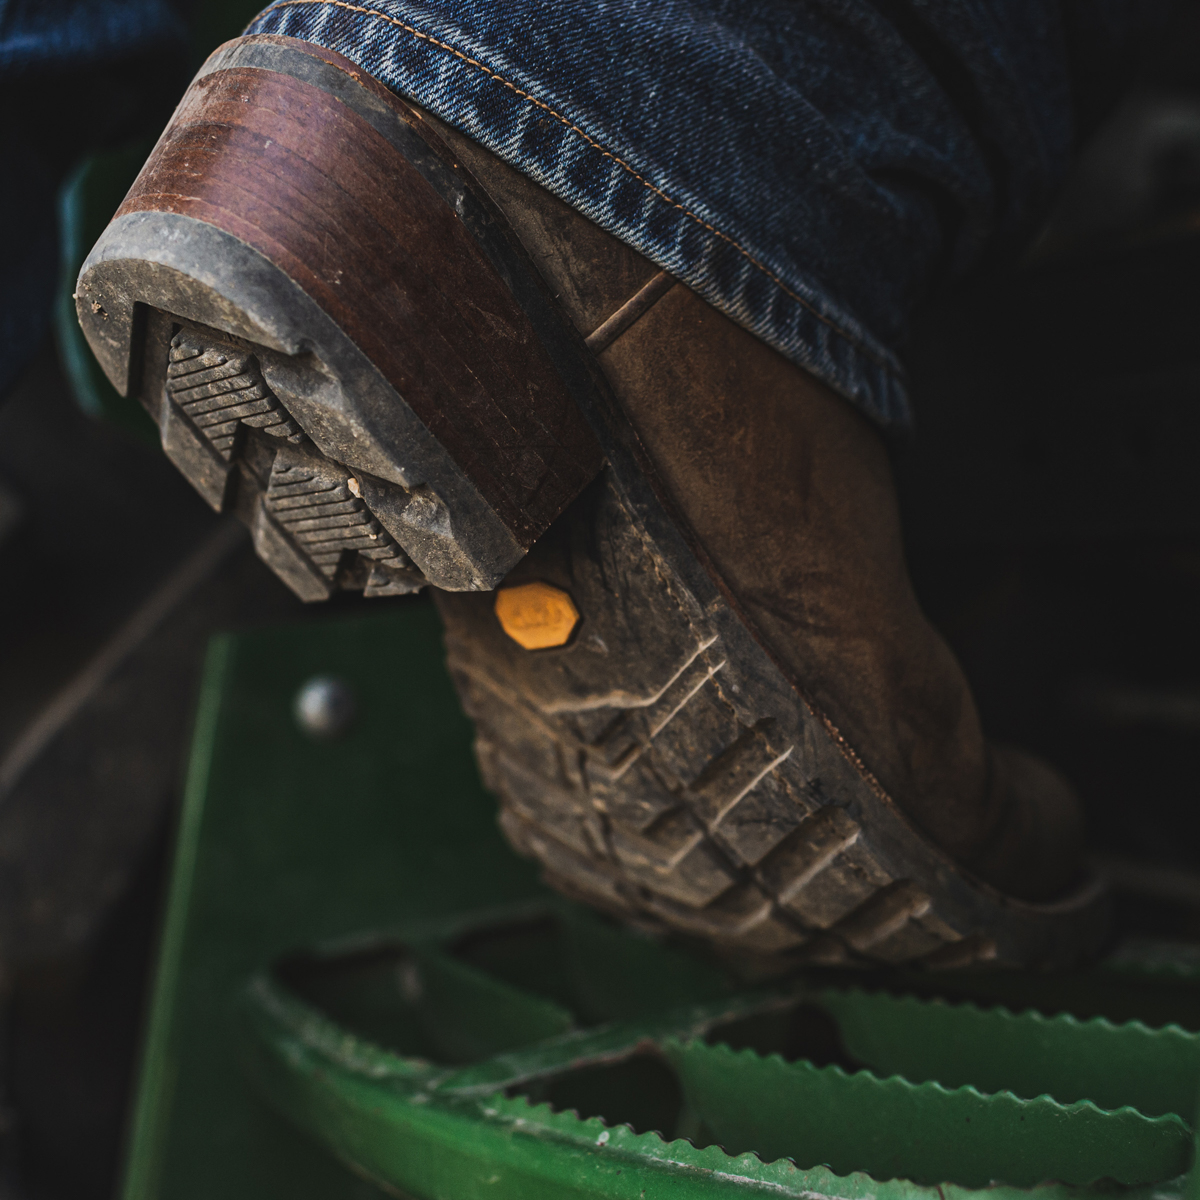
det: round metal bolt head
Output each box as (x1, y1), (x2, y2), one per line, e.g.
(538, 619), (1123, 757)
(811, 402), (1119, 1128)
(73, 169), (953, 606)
(495, 582), (580, 650)
(294, 674), (357, 739)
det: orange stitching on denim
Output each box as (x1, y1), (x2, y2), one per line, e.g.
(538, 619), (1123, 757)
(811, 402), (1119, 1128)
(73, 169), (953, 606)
(254, 0), (893, 372)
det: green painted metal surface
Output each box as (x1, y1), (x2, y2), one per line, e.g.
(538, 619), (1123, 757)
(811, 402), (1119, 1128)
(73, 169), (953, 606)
(820, 988), (1200, 1118)
(237, 923), (1200, 1198)
(665, 1039), (1188, 1189)
(124, 595), (1200, 1199)
(122, 600), (545, 1200)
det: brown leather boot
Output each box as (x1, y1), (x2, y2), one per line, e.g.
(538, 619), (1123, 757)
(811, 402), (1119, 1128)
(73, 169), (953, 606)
(75, 35), (1107, 967)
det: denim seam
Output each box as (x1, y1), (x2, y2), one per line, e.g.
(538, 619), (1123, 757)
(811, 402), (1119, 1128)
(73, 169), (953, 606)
(253, 0), (895, 376)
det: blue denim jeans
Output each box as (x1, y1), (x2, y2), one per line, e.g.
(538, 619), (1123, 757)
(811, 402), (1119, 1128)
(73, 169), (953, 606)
(246, 0), (1172, 429)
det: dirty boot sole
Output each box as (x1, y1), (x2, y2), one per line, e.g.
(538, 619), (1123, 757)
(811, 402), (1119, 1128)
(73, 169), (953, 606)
(435, 472), (1108, 970)
(77, 35), (603, 599)
(76, 35), (1108, 967)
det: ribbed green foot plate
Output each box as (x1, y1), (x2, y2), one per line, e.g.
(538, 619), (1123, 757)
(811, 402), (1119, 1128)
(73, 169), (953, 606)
(123, 597), (1200, 1200)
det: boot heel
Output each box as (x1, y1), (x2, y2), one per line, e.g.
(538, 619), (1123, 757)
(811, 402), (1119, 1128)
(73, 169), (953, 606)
(76, 34), (604, 599)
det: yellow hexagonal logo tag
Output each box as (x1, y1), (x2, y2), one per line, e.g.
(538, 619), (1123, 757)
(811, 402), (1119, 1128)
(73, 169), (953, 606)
(494, 582), (580, 650)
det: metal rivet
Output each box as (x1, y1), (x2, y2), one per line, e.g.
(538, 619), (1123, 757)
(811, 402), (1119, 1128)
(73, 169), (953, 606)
(293, 674), (357, 739)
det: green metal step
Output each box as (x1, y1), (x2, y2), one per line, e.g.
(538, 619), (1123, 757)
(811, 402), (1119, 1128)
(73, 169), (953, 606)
(238, 909), (1198, 1197)
(122, 597), (1200, 1200)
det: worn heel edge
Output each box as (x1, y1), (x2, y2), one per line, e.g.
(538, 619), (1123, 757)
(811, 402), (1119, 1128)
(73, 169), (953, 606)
(77, 34), (612, 596)
(78, 212), (525, 592)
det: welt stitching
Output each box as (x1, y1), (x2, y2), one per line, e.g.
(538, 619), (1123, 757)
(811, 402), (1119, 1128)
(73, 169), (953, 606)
(253, 0), (894, 373)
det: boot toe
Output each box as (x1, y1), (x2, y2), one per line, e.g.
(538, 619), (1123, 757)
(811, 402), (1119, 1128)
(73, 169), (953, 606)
(970, 746), (1087, 903)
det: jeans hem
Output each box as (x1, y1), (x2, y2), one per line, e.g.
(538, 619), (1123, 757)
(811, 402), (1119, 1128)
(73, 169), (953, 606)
(248, 0), (912, 428)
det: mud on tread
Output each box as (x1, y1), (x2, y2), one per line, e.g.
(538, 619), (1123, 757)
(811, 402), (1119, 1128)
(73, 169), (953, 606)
(75, 35), (1109, 968)
(147, 318), (430, 600)
(435, 474), (1091, 970)
(77, 36), (606, 603)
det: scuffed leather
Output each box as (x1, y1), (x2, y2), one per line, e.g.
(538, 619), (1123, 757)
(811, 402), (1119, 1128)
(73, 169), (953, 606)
(436, 113), (1084, 902)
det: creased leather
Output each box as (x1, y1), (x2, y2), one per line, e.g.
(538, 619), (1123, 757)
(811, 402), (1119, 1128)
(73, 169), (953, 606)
(435, 113), (1084, 902)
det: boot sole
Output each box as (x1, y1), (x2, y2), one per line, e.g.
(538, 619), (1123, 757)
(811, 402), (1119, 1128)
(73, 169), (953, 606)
(436, 473), (1109, 970)
(77, 35), (604, 598)
(77, 35), (1109, 967)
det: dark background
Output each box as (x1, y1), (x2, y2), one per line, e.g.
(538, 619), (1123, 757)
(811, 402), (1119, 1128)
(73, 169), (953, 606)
(5, 2), (1200, 1197)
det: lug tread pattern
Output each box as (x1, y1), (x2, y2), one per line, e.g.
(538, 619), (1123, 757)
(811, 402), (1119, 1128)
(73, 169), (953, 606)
(437, 477), (1008, 968)
(158, 324), (428, 597)
(264, 454), (406, 579)
(166, 332), (302, 457)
